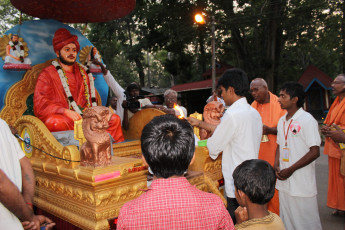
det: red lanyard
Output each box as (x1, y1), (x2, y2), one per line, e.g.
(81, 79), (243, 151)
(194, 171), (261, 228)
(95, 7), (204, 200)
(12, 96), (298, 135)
(283, 119), (293, 147)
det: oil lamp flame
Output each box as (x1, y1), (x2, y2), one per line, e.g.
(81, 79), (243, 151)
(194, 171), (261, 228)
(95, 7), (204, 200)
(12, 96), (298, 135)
(173, 104), (185, 119)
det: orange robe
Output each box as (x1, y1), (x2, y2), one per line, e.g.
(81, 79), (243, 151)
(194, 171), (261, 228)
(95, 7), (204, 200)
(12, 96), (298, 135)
(323, 96), (345, 211)
(252, 91), (286, 215)
(34, 63), (124, 143)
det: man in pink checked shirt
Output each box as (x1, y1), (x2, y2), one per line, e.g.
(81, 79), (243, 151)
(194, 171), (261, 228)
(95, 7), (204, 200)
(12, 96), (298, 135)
(117, 114), (234, 230)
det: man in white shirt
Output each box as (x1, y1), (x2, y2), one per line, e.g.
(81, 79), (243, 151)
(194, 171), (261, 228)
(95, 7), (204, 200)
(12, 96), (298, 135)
(93, 60), (152, 130)
(187, 68), (262, 223)
(0, 119), (54, 229)
(93, 59), (126, 122)
(275, 82), (322, 230)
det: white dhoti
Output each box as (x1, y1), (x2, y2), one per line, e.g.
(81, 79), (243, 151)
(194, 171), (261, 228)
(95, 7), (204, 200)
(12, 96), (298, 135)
(279, 190), (322, 230)
(5, 45), (31, 64)
(5, 56), (31, 64)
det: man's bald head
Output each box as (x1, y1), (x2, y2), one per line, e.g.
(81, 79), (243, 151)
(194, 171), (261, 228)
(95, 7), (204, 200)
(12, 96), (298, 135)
(250, 78), (269, 104)
(250, 78), (268, 88)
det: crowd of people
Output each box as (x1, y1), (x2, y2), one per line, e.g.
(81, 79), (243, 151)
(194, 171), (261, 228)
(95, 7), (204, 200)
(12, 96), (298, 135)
(1, 27), (344, 230)
(116, 67), (343, 229)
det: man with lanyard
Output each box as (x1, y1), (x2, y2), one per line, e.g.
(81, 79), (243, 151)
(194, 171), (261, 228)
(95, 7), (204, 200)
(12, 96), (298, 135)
(275, 82), (322, 230)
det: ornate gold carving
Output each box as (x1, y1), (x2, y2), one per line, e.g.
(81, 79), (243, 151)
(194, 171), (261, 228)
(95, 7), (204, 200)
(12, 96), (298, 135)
(79, 45), (93, 65)
(0, 59), (53, 124)
(121, 167), (129, 176)
(33, 165), (148, 230)
(14, 115), (80, 168)
(74, 119), (86, 147)
(189, 112), (203, 140)
(196, 184), (207, 192)
(113, 140), (142, 157)
(204, 159), (222, 172)
(204, 175), (227, 206)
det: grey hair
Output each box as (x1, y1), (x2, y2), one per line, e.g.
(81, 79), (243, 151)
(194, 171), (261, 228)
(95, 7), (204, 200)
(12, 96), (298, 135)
(250, 78), (268, 88)
(164, 89), (178, 98)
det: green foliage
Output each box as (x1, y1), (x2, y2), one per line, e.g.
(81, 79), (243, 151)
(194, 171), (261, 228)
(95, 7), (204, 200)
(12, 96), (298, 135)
(0, 0), (344, 91)
(0, 0), (34, 34)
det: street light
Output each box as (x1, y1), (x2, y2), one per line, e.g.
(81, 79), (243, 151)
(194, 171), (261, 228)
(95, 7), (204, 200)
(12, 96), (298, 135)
(194, 13), (205, 24)
(194, 13), (216, 91)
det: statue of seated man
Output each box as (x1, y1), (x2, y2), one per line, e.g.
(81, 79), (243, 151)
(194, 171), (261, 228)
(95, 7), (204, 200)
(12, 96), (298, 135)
(5, 34), (31, 65)
(87, 47), (105, 70)
(33, 28), (124, 143)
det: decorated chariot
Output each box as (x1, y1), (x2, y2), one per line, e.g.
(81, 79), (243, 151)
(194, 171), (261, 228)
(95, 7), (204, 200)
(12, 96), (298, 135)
(0, 1), (224, 229)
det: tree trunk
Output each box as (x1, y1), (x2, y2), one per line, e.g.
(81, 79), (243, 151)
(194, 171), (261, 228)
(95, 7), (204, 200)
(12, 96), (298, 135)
(223, 1), (254, 76)
(126, 18), (145, 87)
(264, 0), (284, 91)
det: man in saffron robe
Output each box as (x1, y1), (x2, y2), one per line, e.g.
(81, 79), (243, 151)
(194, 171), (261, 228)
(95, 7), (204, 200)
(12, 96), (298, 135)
(34, 28), (124, 143)
(250, 78), (286, 215)
(321, 74), (345, 216)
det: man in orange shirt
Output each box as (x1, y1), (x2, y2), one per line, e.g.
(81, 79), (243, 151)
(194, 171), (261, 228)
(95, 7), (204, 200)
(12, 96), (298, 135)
(321, 74), (345, 216)
(250, 78), (286, 215)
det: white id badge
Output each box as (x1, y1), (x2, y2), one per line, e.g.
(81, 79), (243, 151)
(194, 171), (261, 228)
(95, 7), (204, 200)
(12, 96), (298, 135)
(282, 147), (289, 162)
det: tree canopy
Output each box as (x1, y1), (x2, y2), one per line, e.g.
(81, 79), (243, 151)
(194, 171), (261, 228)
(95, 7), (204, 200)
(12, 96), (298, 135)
(1, 0), (343, 91)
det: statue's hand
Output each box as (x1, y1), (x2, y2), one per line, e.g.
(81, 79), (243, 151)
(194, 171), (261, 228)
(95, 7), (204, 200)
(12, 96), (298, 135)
(92, 59), (108, 75)
(91, 59), (101, 66)
(63, 109), (82, 121)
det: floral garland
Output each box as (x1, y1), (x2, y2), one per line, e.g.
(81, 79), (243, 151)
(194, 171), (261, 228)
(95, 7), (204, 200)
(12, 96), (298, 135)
(52, 61), (97, 115)
(79, 63), (97, 107)
(9, 40), (24, 62)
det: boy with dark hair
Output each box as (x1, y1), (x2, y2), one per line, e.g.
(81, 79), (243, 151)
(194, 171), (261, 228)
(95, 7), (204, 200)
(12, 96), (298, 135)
(275, 82), (322, 229)
(233, 159), (285, 229)
(188, 68), (263, 223)
(117, 114), (234, 230)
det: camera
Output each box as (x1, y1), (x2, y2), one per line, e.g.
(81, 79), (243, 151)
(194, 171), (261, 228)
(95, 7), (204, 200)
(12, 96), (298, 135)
(123, 92), (144, 110)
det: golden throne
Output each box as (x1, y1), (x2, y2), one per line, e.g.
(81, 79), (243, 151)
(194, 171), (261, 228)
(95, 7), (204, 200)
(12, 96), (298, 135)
(0, 62), (225, 229)
(0, 60), (149, 229)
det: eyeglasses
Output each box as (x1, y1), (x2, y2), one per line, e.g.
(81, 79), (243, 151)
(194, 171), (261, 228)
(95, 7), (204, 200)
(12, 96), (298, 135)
(165, 97), (177, 102)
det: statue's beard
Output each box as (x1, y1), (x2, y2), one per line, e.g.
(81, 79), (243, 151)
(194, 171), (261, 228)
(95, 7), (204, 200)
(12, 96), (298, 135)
(59, 52), (75, 66)
(13, 41), (18, 45)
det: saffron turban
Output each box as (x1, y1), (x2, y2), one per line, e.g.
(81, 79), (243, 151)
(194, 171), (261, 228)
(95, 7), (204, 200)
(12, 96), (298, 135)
(52, 28), (80, 53)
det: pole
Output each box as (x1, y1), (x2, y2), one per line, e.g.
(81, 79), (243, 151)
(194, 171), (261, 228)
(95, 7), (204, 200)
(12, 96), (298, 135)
(147, 50), (151, 88)
(211, 16), (216, 91)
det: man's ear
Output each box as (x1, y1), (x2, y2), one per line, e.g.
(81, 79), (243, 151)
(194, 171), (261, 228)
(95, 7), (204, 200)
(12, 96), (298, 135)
(291, 96), (298, 105)
(228, 86), (235, 95)
(238, 189), (246, 200)
(56, 51), (59, 57)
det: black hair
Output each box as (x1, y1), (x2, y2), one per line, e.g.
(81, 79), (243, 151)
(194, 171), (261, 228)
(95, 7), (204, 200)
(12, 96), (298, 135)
(217, 68), (249, 97)
(126, 83), (140, 93)
(90, 47), (95, 60)
(233, 159), (276, 205)
(141, 114), (195, 178)
(279, 82), (305, 108)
